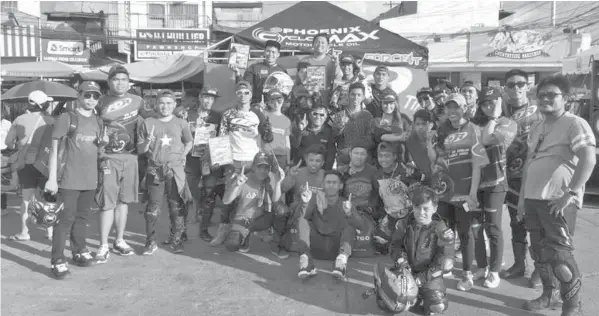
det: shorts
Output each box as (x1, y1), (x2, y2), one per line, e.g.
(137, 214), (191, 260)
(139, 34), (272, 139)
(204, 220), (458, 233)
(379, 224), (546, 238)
(95, 155), (139, 210)
(17, 164), (46, 190)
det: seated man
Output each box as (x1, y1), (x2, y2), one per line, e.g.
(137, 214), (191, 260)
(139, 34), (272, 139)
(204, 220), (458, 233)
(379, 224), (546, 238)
(221, 152), (289, 258)
(390, 186), (454, 316)
(281, 144), (326, 205)
(294, 170), (364, 280)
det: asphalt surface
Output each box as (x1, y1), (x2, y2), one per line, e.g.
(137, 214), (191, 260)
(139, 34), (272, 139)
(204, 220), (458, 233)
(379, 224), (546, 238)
(2, 193), (599, 316)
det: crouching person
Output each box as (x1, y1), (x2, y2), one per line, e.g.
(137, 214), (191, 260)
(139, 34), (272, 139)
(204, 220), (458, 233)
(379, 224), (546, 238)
(293, 170), (363, 280)
(137, 90), (193, 255)
(221, 152), (287, 255)
(390, 186), (454, 315)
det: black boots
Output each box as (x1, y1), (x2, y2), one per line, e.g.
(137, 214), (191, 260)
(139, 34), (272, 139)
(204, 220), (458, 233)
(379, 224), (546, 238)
(500, 241), (527, 279)
(522, 263), (562, 311)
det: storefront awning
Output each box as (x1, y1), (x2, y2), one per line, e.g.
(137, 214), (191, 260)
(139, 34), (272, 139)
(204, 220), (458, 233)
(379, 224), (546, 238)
(1, 25), (38, 58)
(563, 46), (599, 75)
(428, 62), (561, 72)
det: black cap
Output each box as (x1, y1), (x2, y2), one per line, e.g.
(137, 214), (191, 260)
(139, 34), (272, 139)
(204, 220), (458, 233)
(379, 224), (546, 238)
(265, 40), (281, 51)
(108, 65), (129, 79)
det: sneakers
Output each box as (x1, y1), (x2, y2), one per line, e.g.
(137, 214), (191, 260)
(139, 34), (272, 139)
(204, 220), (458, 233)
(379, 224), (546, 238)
(72, 252), (95, 267)
(298, 254), (317, 279)
(457, 271), (474, 291)
(95, 244), (110, 264)
(239, 235), (251, 253)
(270, 244), (289, 259)
(113, 239), (134, 256)
(170, 241), (184, 254)
(143, 240), (158, 256)
(484, 271), (500, 289)
(51, 261), (70, 280)
(199, 230), (213, 242)
(473, 266), (489, 280)
(332, 254), (347, 280)
(210, 223), (231, 247)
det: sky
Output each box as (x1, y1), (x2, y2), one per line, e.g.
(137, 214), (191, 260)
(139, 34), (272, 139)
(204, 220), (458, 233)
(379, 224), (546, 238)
(259, 1), (392, 21)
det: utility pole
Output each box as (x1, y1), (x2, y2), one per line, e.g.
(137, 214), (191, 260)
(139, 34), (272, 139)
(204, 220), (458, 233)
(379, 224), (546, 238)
(385, 1), (400, 10)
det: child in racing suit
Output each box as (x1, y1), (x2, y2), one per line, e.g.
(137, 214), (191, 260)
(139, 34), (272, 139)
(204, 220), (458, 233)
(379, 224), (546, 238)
(390, 186), (454, 315)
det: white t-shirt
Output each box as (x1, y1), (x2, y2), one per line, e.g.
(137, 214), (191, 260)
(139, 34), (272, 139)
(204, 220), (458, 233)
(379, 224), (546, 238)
(0, 119), (12, 150)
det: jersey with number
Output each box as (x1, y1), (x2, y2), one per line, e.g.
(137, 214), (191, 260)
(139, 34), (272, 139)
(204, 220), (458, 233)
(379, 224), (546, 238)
(438, 121), (489, 201)
(97, 92), (145, 154)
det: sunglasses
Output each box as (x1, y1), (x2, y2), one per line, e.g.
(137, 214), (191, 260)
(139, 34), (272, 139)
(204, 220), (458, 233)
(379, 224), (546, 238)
(83, 92), (101, 100)
(311, 112), (326, 117)
(236, 90), (251, 96)
(460, 89), (476, 94)
(506, 81), (527, 89)
(537, 92), (562, 100)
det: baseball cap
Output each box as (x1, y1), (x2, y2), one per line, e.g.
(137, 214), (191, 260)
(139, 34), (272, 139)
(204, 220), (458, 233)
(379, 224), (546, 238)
(444, 93), (467, 108)
(377, 142), (398, 155)
(374, 65), (389, 74)
(339, 54), (355, 64)
(252, 152), (272, 167)
(294, 87), (311, 98)
(479, 86), (502, 103)
(157, 89), (176, 99)
(267, 89), (283, 101)
(78, 81), (101, 94)
(236, 80), (252, 92)
(28, 90), (53, 105)
(107, 64), (129, 79)
(200, 85), (220, 97)
(382, 93), (397, 103)
(417, 87), (433, 97)
(351, 140), (371, 152)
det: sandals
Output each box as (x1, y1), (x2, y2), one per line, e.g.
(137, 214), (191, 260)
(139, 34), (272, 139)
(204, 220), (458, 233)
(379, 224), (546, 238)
(8, 234), (31, 241)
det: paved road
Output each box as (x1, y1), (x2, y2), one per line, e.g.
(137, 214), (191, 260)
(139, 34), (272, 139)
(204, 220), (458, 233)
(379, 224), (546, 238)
(2, 193), (599, 316)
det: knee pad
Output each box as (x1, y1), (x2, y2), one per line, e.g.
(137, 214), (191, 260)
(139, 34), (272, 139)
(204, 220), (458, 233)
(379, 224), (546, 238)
(548, 249), (581, 283)
(145, 203), (160, 221)
(225, 230), (242, 252)
(425, 291), (448, 313)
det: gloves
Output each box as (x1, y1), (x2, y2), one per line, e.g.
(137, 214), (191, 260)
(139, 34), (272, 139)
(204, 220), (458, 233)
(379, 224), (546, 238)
(260, 117), (274, 143)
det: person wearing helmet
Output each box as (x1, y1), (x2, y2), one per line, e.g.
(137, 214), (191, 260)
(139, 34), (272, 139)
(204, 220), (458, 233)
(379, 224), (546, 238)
(390, 186), (454, 315)
(5, 90), (55, 242)
(44, 81), (104, 279)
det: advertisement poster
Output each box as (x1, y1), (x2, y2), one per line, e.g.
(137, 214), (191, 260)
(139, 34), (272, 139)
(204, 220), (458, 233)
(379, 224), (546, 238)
(41, 39), (90, 65)
(228, 43), (250, 69)
(135, 28), (209, 60)
(305, 65), (326, 92)
(208, 136), (233, 166)
(191, 122), (217, 157)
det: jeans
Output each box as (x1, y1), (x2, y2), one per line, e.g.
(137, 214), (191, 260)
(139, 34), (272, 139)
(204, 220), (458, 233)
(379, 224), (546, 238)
(438, 201), (482, 272)
(51, 189), (95, 264)
(144, 173), (187, 243)
(475, 189), (506, 272)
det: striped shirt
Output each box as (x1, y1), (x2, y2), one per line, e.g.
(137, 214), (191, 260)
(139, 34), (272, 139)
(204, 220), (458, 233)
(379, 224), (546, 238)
(524, 112), (596, 206)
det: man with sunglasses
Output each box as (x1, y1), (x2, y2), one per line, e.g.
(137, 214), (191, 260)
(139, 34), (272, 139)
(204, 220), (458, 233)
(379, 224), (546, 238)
(500, 69), (543, 288)
(44, 81), (104, 278)
(219, 81), (273, 172)
(230, 40), (287, 106)
(290, 104), (336, 170)
(366, 65), (395, 118)
(94, 65), (146, 263)
(518, 74), (595, 316)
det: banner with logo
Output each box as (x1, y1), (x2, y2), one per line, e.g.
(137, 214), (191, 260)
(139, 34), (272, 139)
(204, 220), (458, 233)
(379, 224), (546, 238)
(135, 28), (209, 60)
(469, 27), (572, 62)
(42, 39), (90, 65)
(233, 1), (427, 69)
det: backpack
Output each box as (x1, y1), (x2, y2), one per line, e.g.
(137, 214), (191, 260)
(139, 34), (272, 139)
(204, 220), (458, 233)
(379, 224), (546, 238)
(34, 111), (103, 180)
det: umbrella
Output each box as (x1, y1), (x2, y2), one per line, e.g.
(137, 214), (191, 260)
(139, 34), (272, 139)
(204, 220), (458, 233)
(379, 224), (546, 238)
(1, 80), (78, 101)
(0, 61), (78, 78)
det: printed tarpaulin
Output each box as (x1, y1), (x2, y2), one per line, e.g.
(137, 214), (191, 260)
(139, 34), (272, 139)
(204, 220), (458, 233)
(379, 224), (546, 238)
(233, 1), (428, 69)
(0, 60), (78, 78)
(80, 54), (204, 84)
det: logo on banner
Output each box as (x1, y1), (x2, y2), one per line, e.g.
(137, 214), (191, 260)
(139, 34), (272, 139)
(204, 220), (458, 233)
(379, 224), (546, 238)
(486, 29), (550, 59)
(47, 41), (84, 56)
(251, 26), (380, 48)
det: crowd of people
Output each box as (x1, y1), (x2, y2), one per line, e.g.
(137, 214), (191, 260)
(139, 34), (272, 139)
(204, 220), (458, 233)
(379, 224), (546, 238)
(1, 33), (596, 316)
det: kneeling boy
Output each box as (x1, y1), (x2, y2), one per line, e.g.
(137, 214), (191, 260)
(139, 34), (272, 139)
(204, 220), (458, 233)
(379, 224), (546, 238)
(390, 186), (454, 315)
